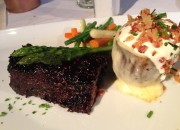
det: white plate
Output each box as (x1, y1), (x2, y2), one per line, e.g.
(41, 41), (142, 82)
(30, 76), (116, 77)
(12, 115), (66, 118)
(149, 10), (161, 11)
(0, 13), (180, 130)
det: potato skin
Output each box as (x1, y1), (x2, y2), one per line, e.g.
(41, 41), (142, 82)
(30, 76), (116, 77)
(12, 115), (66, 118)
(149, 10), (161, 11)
(112, 39), (161, 87)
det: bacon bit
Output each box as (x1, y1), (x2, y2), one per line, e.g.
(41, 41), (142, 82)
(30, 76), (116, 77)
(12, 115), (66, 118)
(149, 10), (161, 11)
(127, 14), (135, 23)
(124, 35), (134, 42)
(159, 57), (166, 63)
(138, 45), (148, 53)
(153, 41), (162, 48)
(160, 58), (175, 74)
(152, 50), (157, 56)
(97, 89), (106, 97)
(141, 9), (152, 29)
(132, 41), (142, 48)
(151, 28), (159, 41)
(132, 22), (144, 32)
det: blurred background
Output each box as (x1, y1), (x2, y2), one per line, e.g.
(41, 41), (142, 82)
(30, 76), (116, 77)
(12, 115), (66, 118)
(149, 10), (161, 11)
(0, 0), (180, 29)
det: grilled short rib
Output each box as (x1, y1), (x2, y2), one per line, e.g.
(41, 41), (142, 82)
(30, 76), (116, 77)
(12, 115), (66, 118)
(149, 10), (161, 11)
(8, 45), (110, 113)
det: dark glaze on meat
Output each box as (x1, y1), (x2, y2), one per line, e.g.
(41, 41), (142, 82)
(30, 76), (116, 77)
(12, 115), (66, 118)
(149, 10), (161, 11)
(8, 52), (110, 113)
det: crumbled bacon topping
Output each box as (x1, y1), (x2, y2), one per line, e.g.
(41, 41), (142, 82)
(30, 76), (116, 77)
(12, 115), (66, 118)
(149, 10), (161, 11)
(152, 50), (157, 56)
(124, 35), (134, 42)
(127, 8), (180, 52)
(140, 9), (152, 29)
(138, 45), (148, 53)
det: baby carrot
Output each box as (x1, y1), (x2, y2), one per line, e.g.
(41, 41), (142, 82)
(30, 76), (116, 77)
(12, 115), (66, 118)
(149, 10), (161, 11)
(106, 23), (116, 30)
(89, 38), (112, 48)
(89, 39), (100, 48)
(71, 28), (78, 37)
(64, 28), (79, 39)
(64, 32), (73, 39)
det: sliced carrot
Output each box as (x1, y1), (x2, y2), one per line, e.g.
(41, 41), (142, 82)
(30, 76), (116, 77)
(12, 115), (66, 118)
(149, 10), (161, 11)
(106, 23), (117, 30)
(71, 28), (78, 37)
(89, 39), (100, 48)
(64, 28), (79, 39)
(89, 38), (112, 48)
(64, 32), (73, 39)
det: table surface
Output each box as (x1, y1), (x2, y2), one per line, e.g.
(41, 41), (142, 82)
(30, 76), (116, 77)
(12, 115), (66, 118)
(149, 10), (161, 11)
(3, 0), (180, 29)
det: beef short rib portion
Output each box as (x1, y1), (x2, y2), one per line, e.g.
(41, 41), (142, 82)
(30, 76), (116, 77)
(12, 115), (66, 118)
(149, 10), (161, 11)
(8, 52), (109, 113)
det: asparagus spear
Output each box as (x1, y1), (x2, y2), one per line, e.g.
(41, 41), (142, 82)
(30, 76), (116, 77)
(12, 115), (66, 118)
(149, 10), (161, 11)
(98, 17), (113, 30)
(11, 44), (112, 65)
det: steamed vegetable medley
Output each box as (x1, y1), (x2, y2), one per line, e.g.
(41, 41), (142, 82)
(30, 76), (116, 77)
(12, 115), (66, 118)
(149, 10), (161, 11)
(64, 17), (121, 48)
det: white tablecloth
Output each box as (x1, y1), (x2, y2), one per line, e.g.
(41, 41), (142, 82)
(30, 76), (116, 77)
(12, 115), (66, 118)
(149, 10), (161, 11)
(4, 0), (180, 29)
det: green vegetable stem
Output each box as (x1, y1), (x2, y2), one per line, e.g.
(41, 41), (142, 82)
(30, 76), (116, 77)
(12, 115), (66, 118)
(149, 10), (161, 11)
(65, 21), (97, 46)
(11, 44), (112, 65)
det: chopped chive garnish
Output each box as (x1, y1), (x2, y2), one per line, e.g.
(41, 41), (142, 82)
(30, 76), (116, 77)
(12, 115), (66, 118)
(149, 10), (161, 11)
(157, 21), (167, 29)
(39, 103), (52, 109)
(19, 108), (22, 111)
(162, 31), (170, 38)
(32, 111), (37, 114)
(153, 13), (167, 20)
(0, 112), (7, 117)
(164, 42), (168, 46)
(22, 103), (27, 106)
(28, 100), (32, 104)
(164, 42), (178, 50)
(5, 98), (10, 101)
(8, 104), (13, 111)
(171, 24), (178, 29)
(151, 9), (156, 15)
(168, 42), (178, 50)
(170, 52), (173, 56)
(147, 110), (154, 118)
(131, 32), (138, 36)
(42, 112), (46, 115)
(157, 30), (162, 36)
(15, 97), (20, 99)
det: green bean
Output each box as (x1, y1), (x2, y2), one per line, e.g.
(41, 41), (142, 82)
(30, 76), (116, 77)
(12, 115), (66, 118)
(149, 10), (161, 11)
(64, 31), (89, 45)
(64, 21), (97, 46)
(74, 41), (81, 48)
(98, 17), (113, 30)
(84, 21), (97, 31)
